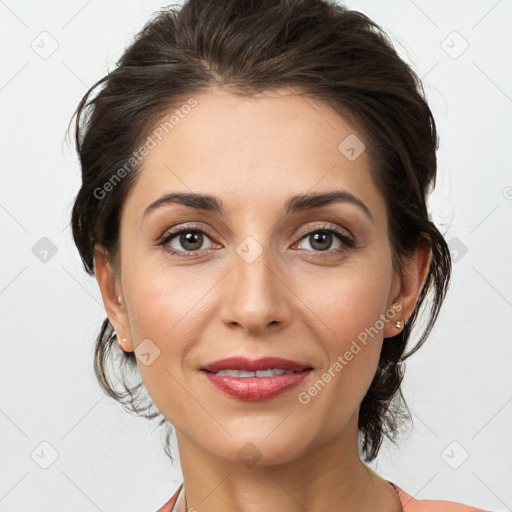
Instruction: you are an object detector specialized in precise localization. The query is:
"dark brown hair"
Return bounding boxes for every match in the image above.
[68,0,451,463]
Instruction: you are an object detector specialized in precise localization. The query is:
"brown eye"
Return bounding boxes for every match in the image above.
[159,226,215,254]
[178,231,204,251]
[307,231,335,251]
[295,225,353,254]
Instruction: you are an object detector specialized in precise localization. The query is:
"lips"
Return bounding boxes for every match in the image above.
[200,357,313,401]
[200,356,313,373]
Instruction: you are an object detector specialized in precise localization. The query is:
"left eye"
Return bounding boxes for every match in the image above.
[295,228,351,252]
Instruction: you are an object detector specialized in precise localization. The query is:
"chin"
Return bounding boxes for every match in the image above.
[206,432,311,467]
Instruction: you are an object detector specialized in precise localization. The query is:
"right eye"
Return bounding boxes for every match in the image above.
[158,225,218,256]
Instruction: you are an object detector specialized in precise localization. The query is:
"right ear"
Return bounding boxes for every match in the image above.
[93,244,134,352]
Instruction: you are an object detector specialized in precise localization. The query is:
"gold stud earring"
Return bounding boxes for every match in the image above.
[394,320,402,329]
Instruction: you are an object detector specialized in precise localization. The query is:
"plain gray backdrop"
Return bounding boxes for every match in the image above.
[1,0,511,510]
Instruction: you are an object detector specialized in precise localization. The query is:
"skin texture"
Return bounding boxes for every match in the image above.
[94,87,431,512]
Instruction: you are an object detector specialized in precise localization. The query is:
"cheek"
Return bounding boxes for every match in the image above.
[121,264,214,416]
[295,263,391,405]
[125,262,207,342]
[298,260,392,347]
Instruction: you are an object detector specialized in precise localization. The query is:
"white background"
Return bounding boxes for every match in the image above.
[0,0,511,510]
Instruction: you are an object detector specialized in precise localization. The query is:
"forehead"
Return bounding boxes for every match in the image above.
[123,87,386,226]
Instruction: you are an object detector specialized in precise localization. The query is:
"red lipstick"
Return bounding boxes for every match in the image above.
[200,356,313,401]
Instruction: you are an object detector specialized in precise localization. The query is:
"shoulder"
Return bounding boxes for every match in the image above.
[156,483,182,512]
[389,481,489,512]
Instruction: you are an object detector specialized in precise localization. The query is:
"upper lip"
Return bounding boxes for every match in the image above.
[200,357,313,373]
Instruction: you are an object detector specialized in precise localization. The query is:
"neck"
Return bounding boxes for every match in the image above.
[174,413,402,512]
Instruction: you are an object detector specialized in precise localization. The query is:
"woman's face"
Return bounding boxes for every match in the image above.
[96,87,423,465]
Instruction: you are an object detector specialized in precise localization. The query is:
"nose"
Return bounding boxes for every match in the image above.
[219,242,292,335]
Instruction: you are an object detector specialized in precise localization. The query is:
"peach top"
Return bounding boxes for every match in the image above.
[156,480,488,511]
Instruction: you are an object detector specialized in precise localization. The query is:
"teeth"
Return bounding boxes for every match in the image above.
[213,368,295,377]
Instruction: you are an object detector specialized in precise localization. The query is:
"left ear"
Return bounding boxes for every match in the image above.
[384,234,432,338]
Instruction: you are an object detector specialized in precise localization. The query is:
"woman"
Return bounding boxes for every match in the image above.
[68,0,489,510]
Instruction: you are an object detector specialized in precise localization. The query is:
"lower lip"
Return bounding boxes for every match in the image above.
[201,370,312,401]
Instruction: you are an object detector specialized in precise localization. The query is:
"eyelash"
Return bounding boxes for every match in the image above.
[156,223,355,258]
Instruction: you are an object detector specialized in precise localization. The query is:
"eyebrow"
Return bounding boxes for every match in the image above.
[142,190,374,223]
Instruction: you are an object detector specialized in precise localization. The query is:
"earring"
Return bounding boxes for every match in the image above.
[394,320,402,329]
[118,335,129,353]
[116,332,127,344]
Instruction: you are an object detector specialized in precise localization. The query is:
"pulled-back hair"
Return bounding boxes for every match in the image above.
[69,0,451,463]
